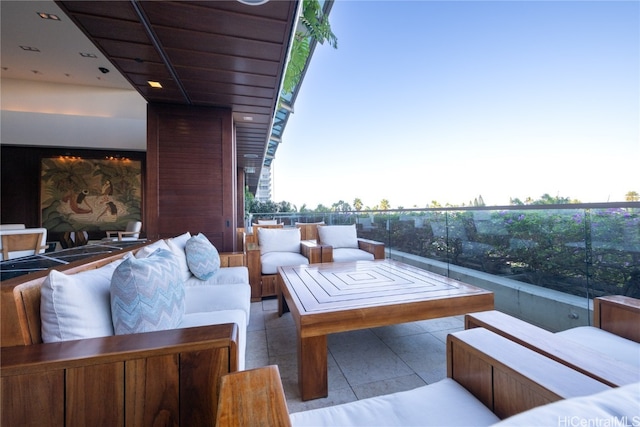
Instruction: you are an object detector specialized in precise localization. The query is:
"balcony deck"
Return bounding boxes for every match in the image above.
[247,299,463,413]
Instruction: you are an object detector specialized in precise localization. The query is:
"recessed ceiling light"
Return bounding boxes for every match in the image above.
[37,12,60,20]
[80,52,97,58]
[148,81,162,88]
[242,116,254,121]
[243,154,259,158]
[20,46,40,52]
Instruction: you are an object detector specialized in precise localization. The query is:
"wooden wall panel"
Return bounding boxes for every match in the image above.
[147,104,237,251]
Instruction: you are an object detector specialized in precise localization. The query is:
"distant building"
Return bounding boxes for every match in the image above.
[255,167,272,202]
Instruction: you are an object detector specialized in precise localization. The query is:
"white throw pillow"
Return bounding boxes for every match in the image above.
[165,232,192,282]
[258,227,301,254]
[318,224,359,248]
[41,258,124,342]
[257,219,278,225]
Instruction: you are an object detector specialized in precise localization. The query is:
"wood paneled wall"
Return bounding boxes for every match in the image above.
[146,104,238,252]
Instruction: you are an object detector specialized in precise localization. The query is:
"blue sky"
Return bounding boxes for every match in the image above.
[272,0,639,209]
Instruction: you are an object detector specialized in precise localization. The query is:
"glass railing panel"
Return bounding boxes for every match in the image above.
[248,204,639,301]
[586,207,640,298]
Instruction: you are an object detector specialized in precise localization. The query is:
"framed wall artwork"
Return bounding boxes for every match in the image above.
[40,156,142,233]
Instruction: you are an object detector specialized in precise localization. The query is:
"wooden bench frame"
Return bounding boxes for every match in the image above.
[1,240,247,426]
[215,328,610,426]
[464,295,640,387]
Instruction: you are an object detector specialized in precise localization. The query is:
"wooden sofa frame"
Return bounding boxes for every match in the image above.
[215,327,610,426]
[1,241,247,426]
[465,295,640,387]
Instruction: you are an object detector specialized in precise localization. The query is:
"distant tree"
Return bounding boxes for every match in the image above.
[314,203,329,212]
[510,194,575,205]
[353,198,363,211]
[429,200,441,208]
[331,200,352,212]
[379,199,390,210]
[299,203,309,212]
[626,191,640,201]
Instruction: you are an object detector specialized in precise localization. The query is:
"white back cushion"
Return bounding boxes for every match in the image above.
[318,224,359,249]
[258,228,301,254]
[41,258,124,342]
[165,232,192,282]
[135,239,171,259]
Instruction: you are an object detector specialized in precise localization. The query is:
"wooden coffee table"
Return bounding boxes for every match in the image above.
[277,259,494,400]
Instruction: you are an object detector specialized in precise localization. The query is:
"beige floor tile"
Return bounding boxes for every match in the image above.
[247,301,457,411]
[352,374,427,400]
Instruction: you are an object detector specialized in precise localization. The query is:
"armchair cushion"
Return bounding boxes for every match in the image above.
[318,224,359,249]
[258,228,301,254]
[261,252,309,275]
[332,248,375,263]
[41,258,124,342]
[289,378,499,426]
[110,249,185,335]
[185,233,220,280]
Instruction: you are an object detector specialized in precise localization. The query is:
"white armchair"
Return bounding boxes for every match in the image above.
[0,227,48,260]
[103,220,142,241]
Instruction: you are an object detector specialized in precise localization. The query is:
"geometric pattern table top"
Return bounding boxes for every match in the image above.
[279,259,493,314]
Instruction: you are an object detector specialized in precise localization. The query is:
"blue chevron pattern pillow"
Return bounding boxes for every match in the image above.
[185,233,220,280]
[110,249,185,335]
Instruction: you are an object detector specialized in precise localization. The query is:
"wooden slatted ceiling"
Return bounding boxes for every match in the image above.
[56,0,299,190]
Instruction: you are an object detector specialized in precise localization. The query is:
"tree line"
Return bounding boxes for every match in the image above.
[246,189,640,215]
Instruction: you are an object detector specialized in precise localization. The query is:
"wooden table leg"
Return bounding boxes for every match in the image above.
[298,334,328,401]
[276,274,289,317]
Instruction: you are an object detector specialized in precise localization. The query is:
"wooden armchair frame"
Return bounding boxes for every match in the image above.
[465,295,640,387]
[1,230,47,260]
[245,225,325,301]
[215,328,610,426]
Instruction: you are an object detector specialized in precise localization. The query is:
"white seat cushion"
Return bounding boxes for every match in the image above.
[184,283,251,323]
[492,382,640,426]
[555,326,640,369]
[261,252,309,274]
[179,309,248,371]
[290,378,500,426]
[332,248,375,263]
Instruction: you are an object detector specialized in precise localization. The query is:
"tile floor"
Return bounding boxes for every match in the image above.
[245,298,465,414]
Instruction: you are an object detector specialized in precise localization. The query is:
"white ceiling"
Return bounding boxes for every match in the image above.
[1,1,147,151]
[1,0,132,89]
